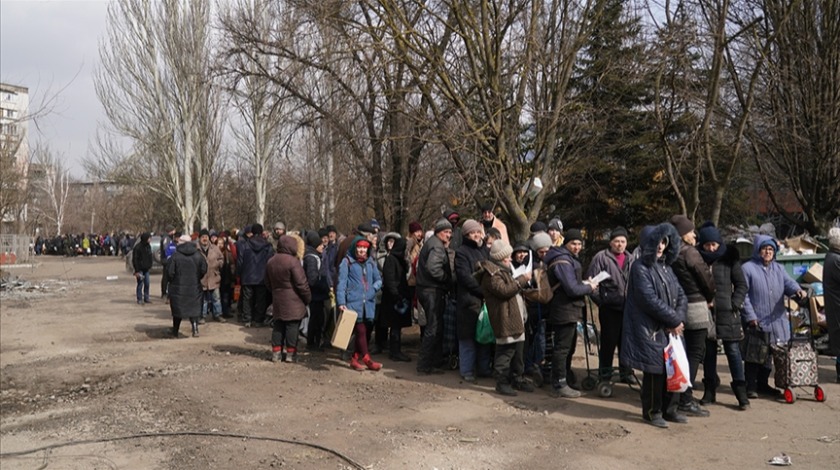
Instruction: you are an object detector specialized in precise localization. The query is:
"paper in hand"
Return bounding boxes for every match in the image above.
[590,271,611,284]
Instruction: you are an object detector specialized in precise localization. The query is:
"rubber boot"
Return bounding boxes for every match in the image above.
[271,346,283,363]
[285,347,297,363]
[362,353,382,371]
[349,353,365,371]
[700,378,718,405]
[731,381,750,410]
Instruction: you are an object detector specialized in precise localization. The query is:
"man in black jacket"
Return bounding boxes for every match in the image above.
[133,232,154,305]
[416,218,454,374]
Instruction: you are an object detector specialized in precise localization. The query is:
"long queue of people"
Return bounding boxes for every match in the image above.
[128,207,840,430]
[33,232,133,257]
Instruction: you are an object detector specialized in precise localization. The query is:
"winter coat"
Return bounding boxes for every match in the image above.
[585,248,634,312]
[265,236,312,321]
[166,243,207,319]
[824,250,840,356]
[303,246,330,302]
[219,247,235,289]
[672,244,716,304]
[198,242,224,291]
[454,237,490,340]
[337,237,383,322]
[741,235,802,344]
[476,260,528,340]
[405,236,423,286]
[132,239,154,272]
[381,238,412,329]
[237,235,274,286]
[707,244,748,341]
[416,234,452,290]
[620,223,687,374]
[543,245,594,325]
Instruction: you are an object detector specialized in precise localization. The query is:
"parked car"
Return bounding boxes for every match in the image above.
[125,235,165,273]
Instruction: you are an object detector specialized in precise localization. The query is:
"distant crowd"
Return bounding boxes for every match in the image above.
[33,232,135,257]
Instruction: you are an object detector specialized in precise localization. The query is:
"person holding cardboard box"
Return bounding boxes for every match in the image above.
[337,237,383,371]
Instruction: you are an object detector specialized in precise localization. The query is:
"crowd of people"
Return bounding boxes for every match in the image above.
[33,232,134,257]
[126,206,840,429]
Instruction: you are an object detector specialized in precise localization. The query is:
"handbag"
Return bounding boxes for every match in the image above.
[475,304,495,344]
[740,326,770,364]
[664,334,690,392]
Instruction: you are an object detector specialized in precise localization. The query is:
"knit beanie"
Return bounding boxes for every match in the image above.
[306,231,322,248]
[531,232,552,250]
[829,227,840,251]
[274,221,286,231]
[530,221,548,234]
[199,228,210,237]
[490,239,513,261]
[251,223,264,235]
[564,229,583,245]
[610,226,628,241]
[697,225,723,247]
[548,218,564,232]
[408,221,423,233]
[669,215,695,237]
[461,219,483,236]
[434,218,453,234]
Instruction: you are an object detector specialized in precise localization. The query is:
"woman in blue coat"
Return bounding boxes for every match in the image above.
[337,237,383,371]
[741,235,806,397]
[621,223,687,428]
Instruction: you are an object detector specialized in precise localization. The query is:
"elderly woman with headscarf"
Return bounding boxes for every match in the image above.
[266,235,312,363]
[741,235,807,397]
[167,234,208,338]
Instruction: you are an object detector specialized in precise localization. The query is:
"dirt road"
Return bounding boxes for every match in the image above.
[1,257,838,469]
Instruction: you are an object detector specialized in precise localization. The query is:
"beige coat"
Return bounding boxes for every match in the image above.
[198,242,224,291]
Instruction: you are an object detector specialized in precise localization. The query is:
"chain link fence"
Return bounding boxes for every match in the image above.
[0,234,32,265]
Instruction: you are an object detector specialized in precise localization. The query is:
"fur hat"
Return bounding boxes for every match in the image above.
[490,239,513,261]
[461,219,483,235]
[408,221,423,233]
[531,232,553,250]
[669,215,695,237]
[610,226,628,241]
[564,229,583,245]
[829,227,840,251]
[434,218,453,234]
[548,218,563,232]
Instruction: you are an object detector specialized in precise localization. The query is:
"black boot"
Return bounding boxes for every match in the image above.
[731,380,750,410]
[191,320,199,338]
[757,367,780,396]
[389,331,411,362]
[744,362,759,398]
[700,378,718,405]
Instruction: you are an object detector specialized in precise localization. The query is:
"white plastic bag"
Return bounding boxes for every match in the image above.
[664,334,690,392]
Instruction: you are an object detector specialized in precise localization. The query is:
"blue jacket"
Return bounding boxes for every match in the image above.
[741,235,801,344]
[543,245,594,325]
[621,223,687,374]
[337,237,382,322]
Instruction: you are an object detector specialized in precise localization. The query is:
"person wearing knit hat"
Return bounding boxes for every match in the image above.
[670,214,715,417]
[530,232,552,253]
[824,227,840,383]
[273,222,286,241]
[251,223,265,236]
[408,221,423,234]
[198,226,225,324]
[530,221,548,234]
[445,211,463,251]
[586,225,636,386]
[415,215,456,374]
[542,226,598,398]
[455,215,493,382]
[548,218,564,246]
[357,222,376,236]
[669,215,695,238]
[474,238,534,396]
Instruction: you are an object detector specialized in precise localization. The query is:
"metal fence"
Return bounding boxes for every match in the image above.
[0,234,31,265]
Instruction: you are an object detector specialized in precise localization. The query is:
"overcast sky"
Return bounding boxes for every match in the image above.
[1,0,109,178]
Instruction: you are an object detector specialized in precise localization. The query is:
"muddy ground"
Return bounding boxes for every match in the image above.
[1,256,838,469]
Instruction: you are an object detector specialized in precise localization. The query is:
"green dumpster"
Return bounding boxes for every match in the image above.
[776,254,825,282]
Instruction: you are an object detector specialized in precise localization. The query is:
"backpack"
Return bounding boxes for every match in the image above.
[522,259,569,304]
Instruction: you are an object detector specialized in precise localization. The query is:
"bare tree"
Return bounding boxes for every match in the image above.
[29,146,72,236]
[92,0,222,233]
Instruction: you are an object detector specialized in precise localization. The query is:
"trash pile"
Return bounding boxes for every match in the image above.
[0,274,71,301]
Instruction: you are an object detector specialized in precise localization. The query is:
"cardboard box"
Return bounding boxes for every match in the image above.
[784,235,819,254]
[802,262,823,283]
[331,308,358,350]
[808,297,821,334]
[813,295,824,309]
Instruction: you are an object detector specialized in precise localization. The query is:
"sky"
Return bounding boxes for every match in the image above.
[1,0,110,178]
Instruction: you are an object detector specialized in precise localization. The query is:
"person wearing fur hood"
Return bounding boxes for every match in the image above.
[475,240,534,396]
[621,223,688,428]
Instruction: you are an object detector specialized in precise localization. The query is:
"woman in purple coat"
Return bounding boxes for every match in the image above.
[741,235,806,397]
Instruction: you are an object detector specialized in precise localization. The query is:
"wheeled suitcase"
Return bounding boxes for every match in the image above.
[331,309,358,350]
